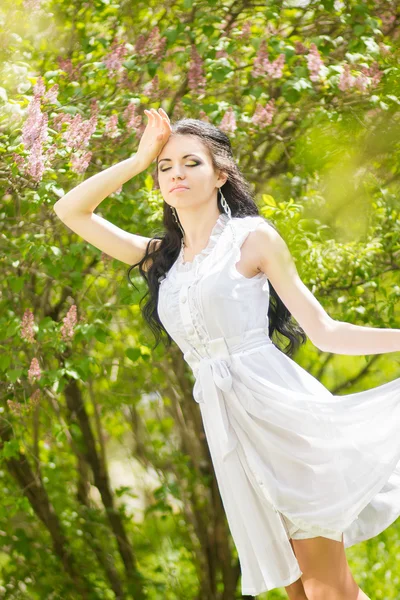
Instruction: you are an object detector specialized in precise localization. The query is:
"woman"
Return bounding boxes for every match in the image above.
[54,107,400,599]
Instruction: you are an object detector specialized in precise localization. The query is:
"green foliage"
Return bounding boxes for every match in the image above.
[1,0,400,597]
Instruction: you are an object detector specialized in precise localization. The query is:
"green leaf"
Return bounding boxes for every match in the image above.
[1,439,20,459]
[93,328,109,343]
[5,321,20,338]
[9,277,25,293]
[262,194,276,207]
[147,63,158,78]
[0,354,11,371]
[125,348,141,362]
[202,25,214,37]
[7,369,24,383]
[49,246,62,257]
[144,174,154,191]
[64,368,81,380]
[210,66,232,83]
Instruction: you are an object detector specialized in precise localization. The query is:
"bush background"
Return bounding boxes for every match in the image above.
[1,0,400,597]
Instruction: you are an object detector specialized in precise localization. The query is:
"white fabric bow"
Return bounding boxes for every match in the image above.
[185,337,238,461]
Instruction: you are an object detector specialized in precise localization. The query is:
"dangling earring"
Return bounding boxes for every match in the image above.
[219,188,232,219]
[171,206,185,249]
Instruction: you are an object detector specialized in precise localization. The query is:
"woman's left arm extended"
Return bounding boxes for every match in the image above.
[255,223,400,356]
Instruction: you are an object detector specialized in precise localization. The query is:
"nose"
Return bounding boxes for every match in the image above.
[171,174,186,187]
[172,169,185,180]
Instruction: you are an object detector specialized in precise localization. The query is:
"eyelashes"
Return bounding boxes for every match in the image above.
[160,163,199,172]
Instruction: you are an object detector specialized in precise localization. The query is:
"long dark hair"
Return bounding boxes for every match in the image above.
[127,118,306,357]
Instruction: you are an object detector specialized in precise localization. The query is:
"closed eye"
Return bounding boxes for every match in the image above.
[160,162,199,172]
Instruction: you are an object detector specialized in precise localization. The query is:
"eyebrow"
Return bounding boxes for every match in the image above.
[158,153,202,164]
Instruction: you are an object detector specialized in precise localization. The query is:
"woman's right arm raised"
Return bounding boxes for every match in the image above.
[53,108,172,268]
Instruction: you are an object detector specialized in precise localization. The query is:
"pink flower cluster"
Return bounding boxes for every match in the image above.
[104,114,120,140]
[60,305,78,342]
[57,56,81,81]
[21,308,35,343]
[56,106,99,174]
[240,21,252,40]
[143,74,162,98]
[16,305,81,413]
[134,26,167,63]
[294,41,308,55]
[378,11,396,33]
[7,389,40,416]
[62,112,97,152]
[219,107,237,134]
[218,98,276,136]
[188,45,207,96]
[122,103,142,133]
[7,400,26,416]
[30,389,41,406]
[23,0,42,10]
[251,99,276,128]
[306,43,325,82]
[16,74,98,181]
[198,110,210,123]
[252,41,285,79]
[28,357,41,383]
[17,76,58,182]
[104,37,128,75]
[18,39,155,180]
[338,62,383,92]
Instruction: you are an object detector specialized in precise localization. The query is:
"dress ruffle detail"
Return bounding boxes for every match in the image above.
[171,213,232,344]
[175,212,231,272]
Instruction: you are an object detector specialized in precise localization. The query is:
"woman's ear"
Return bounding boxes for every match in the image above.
[218,171,228,186]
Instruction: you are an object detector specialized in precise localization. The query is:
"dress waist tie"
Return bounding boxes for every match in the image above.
[183,326,273,462]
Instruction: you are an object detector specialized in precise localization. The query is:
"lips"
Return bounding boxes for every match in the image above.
[170,186,189,192]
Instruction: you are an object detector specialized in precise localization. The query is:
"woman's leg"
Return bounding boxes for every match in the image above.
[290,535,371,600]
[285,578,309,600]
[284,539,309,600]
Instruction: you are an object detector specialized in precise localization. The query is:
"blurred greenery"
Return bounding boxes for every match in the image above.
[1,0,400,598]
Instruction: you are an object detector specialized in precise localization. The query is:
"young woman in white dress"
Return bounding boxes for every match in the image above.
[53,107,400,599]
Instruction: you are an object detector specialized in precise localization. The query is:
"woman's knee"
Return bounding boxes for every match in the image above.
[284,577,308,600]
[291,535,359,600]
[303,578,360,600]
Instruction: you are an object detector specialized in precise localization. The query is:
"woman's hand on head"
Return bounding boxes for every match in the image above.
[136,107,172,169]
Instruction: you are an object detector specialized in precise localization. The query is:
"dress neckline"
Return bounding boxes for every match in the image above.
[176,212,231,272]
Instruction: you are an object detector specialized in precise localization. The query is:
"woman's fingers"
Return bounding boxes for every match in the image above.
[158,107,170,122]
[148,108,160,127]
[154,108,171,132]
[152,108,163,124]
[144,107,171,129]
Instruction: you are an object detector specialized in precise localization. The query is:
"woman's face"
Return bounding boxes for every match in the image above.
[157,134,226,209]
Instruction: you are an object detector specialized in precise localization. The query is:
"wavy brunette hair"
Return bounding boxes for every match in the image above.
[127,118,306,357]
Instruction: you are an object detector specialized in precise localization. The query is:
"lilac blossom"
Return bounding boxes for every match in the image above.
[252,41,285,79]
[251,99,276,128]
[306,43,325,82]
[21,309,35,343]
[60,305,78,341]
[104,38,128,76]
[219,107,237,134]
[188,45,207,96]
[28,357,42,384]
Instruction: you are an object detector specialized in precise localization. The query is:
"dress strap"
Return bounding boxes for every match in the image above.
[230,215,266,249]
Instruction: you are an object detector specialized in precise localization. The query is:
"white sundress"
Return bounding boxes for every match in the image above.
[156,211,400,597]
